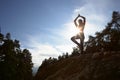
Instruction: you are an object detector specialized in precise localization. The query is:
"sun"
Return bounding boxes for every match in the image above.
[69,25,79,37]
[62,22,80,39]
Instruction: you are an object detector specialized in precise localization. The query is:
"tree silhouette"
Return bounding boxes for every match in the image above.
[0,33,4,43]
[71,47,80,56]
[84,11,120,53]
[0,33,33,80]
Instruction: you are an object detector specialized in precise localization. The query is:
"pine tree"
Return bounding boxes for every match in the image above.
[84,11,120,53]
[0,33,33,80]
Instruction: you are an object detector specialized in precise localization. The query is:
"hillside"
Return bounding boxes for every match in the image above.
[34,51,120,80]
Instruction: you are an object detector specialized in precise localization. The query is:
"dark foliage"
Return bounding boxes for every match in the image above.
[84,11,120,53]
[0,33,33,80]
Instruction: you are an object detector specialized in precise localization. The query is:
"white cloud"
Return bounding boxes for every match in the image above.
[24,34,74,73]
[56,44,73,54]
[25,35,60,59]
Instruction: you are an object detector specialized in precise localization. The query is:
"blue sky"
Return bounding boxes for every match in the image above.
[0,0,120,73]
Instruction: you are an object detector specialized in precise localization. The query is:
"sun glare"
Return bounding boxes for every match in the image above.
[62,22,80,39]
[63,22,94,42]
[69,26,79,37]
